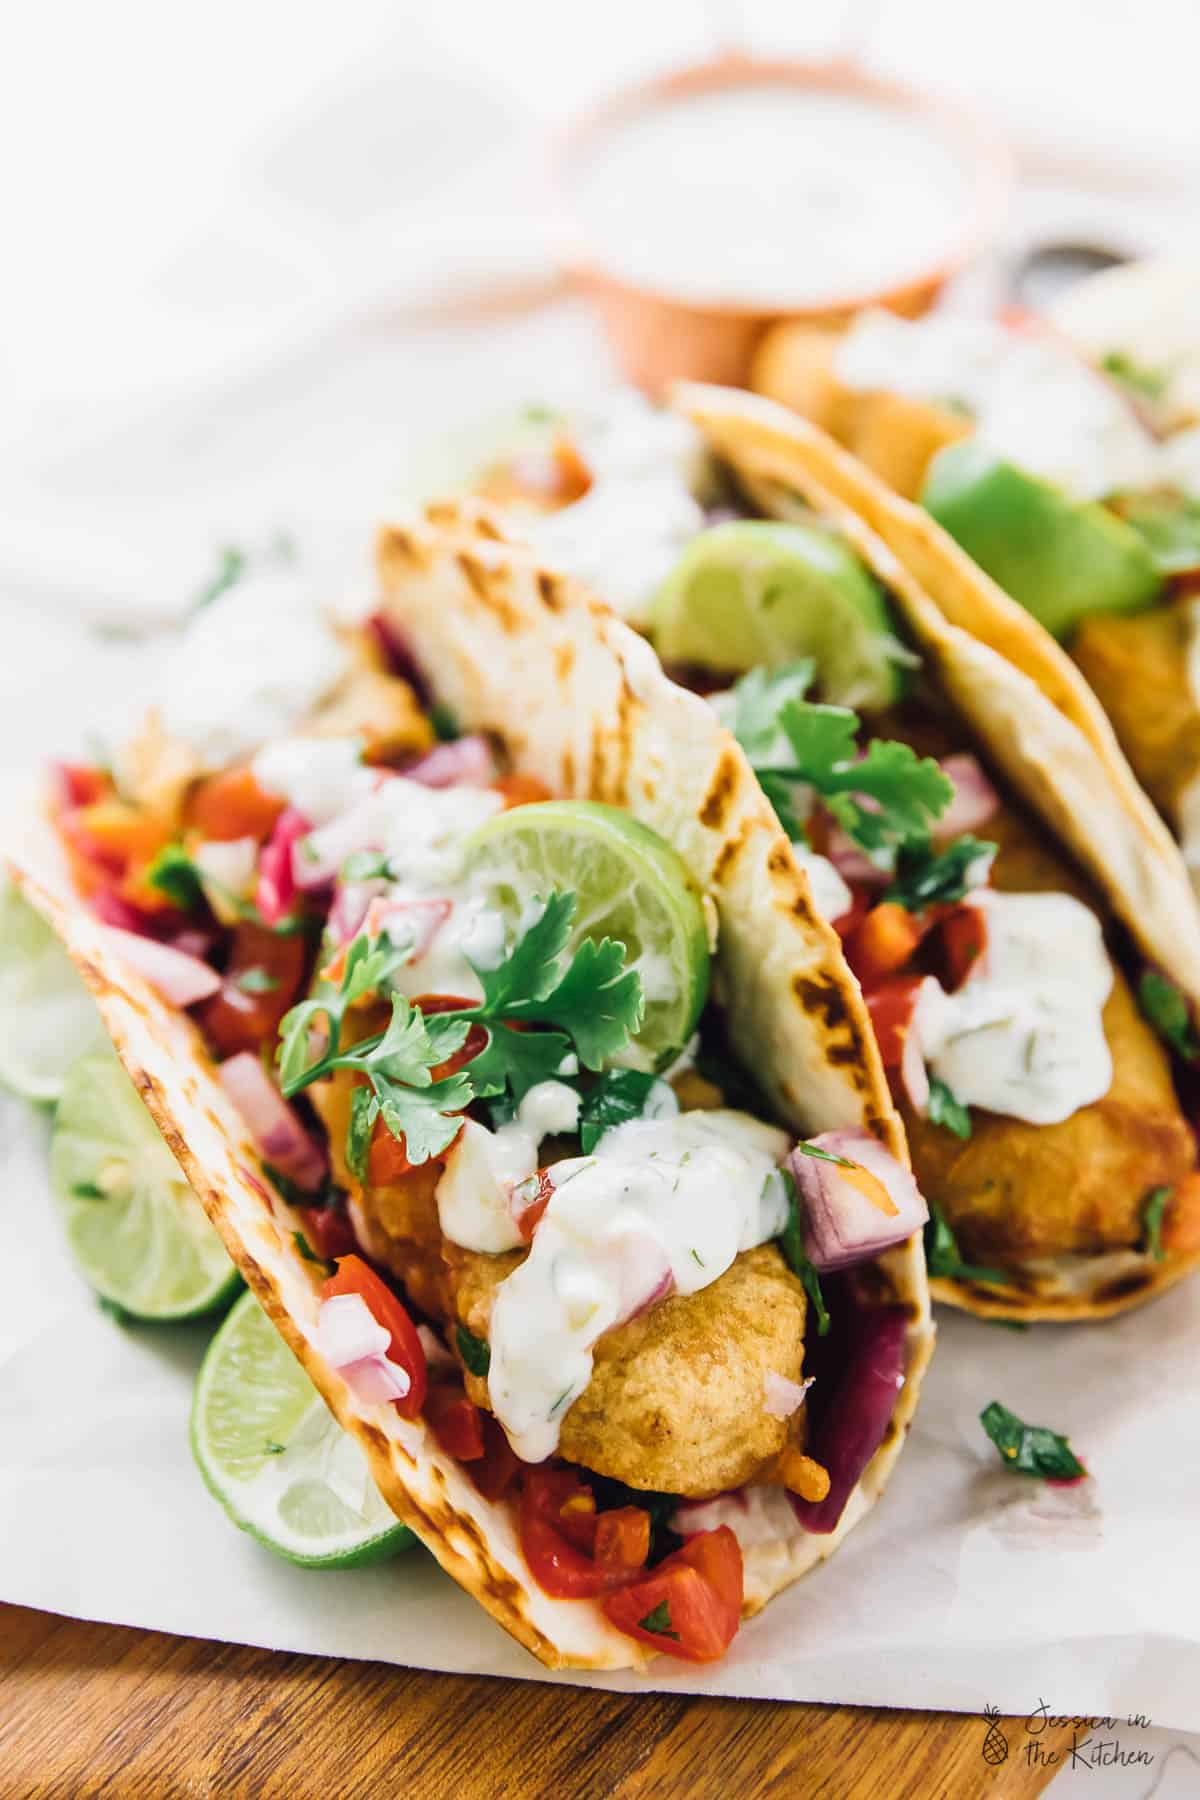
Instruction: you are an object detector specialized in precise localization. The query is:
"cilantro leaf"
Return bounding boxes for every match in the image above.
[777,702,953,854]
[1138,970,1200,1060]
[979,1401,1085,1481]
[886,836,994,911]
[776,1170,830,1335]
[341,850,392,883]
[192,544,247,613]
[1100,349,1168,402]
[374,1072,473,1165]
[456,1325,491,1377]
[263,1163,343,1213]
[927,1077,972,1140]
[145,843,207,911]
[638,1600,679,1640]
[516,935,643,1070]
[924,1204,1006,1285]
[292,1230,334,1274]
[473,892,575,1014]
[1141,1186,1170,1261]
[724,661,815,764]
[579,1070,659,1153]
[466,1026,573,1107]
[429,701,460,743]
[346,1087,378,1183]
[754,769,809,842]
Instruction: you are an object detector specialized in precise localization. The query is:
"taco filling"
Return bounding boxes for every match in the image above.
[474,394,1200,1311]
[44,579,927,1662]
[749,304,1200,890]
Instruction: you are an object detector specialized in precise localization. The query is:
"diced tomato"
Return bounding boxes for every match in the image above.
[468,1413,522,1502]
[185,765,287,842]
[935,903,988,990]
[425,1383,486,1461]
[479,438,592,512]
[299,1205,358,1263]
[556,1489,598,1554]
[519,1467,640,1599]
[602,1527,744,1662]
[194,923,309,1059]
[831,883,871,942]
[1163,1173,1200,1254]
[594,1507,651,1574]
[512,1168,556,1241]
[844,901,925,986]
[52,762,112,808]
[321,1255,427,1420]
[491,772,554,810]
[863,977,925,1071]
[78,800,171,868]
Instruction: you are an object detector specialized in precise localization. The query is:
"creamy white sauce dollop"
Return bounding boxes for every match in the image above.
[160,575,350,767]
[486,1109,792,1462]
[435,1080,583,1254]
[522,391,708,625]
[835,311,1161,501]
[913,889,1113,1126]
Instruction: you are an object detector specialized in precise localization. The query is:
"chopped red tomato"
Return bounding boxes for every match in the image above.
[52,763,112,808]
[594,1507,651,1574]
[519,1467,640,1599]
[321,1255,427,1420]
[844,901,925,986]
[831,883,871,942]
[863,977,925,1071]
[194,923,309,1058]
[935,903,988,989]
[425,1383,486,1461]
[185,765,286,842]
[512,1168,555,1241]
[468,1413,522,1502]
[299,1205,358,1263]
[492,772,554,810]
[602,1527,744,1662]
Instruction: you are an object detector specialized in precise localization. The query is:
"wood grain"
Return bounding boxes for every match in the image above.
[1,1604,1076,1799]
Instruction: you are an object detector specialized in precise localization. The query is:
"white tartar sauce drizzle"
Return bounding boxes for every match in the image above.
[486,1109,792,1463]
[522,391,709,626]
[834,311,1162,501]
[913,889,1113,1126]
[435,1080,584,1254]
[160,575,350,766]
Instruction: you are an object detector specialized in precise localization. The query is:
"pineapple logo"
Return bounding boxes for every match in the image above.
[981,1706,1009,1765]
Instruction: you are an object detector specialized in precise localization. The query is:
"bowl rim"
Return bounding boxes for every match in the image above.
[550,50,1015,321]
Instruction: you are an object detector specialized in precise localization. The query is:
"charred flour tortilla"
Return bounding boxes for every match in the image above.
[9,505,932,1668]
[671,383,1200,1320]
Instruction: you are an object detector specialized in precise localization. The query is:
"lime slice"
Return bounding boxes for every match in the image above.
[0,879,109,1101]
[50,1046,240,1321]
[191,1288,414,1569]
[463,800,710,1066]
[650,520,906,708]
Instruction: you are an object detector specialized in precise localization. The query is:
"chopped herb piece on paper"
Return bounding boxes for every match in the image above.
[980,1401,1085,1481]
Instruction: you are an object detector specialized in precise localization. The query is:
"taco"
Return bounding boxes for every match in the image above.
[471,384,1200,1321]
[749,292,1200,892]
[8,533,931,1670]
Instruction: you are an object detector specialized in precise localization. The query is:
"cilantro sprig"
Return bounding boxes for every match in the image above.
[980,1401,1085,1481]
[885,837,994,912]
[277,893,643,1169]
[578,1070,660,1153]
[1138,970,1199,1061]
[1141,1186,1170,1262]
[926,1078,971,1141]
[924,1204,1004,1285]
[777,1169,830,1335]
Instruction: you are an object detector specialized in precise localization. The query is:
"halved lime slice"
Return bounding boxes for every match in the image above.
[650,520,906,708]
[49,1047,239,1321]
[463,800,710,1067]
[191,1288,414,1569]
[0,879,109,1101]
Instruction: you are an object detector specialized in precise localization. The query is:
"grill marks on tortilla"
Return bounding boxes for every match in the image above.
[699,747,741,830]
[456,551,519,633]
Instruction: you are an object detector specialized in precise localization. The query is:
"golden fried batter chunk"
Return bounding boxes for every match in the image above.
[1071,598,1200,827]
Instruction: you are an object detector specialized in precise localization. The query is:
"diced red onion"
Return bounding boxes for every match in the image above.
[256,807,311,924]
[825,823,890,887]
[90,889,159,935]
[161,925,220,962]
[103,927,222,1005]
[404,735,495,790]
[791,1305,907,1534]
[364,611,427,693]
[363,895,451,961]
[788,1131,928,1273]
[327,878,387,947]
[763,1370,812,1420]
[933,755,999,845]
[317,1293,412,1404]
[219,1052,328,1192]
[290,784,391,892]
[417,1324,456,1369]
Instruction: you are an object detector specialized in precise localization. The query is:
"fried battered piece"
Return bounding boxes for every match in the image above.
[1071,597,1200,828]
[897,767,1196,1261]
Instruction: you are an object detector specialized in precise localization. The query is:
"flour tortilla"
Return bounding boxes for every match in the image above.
[8,503,932,1664]
[673,382,1200,1320]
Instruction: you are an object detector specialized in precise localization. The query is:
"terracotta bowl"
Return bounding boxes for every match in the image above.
[554,53,1013,394]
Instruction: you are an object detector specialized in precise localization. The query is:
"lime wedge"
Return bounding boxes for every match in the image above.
[463,800,710,1067]
[50,1047,240,1321]
[650,520,906,708]
[191,1288,414,1569]
[0,879,109,1101]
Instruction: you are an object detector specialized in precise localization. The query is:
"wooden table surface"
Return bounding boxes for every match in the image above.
[3,1603,1079,1799]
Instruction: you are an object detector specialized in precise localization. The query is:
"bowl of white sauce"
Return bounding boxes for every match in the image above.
[556,54,1013,391]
